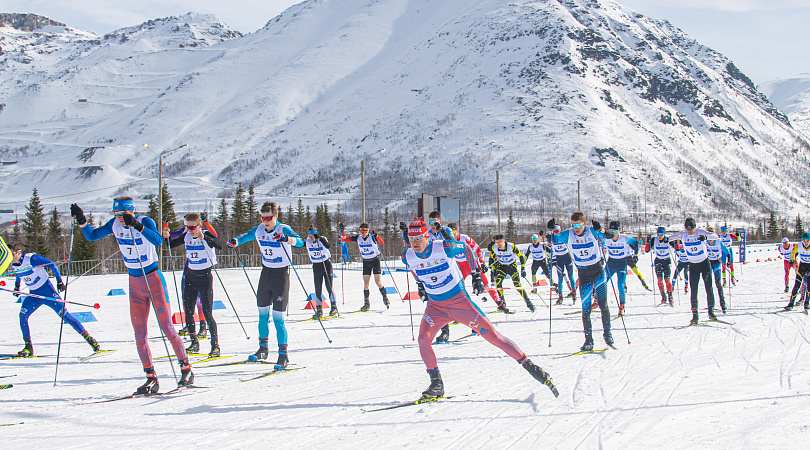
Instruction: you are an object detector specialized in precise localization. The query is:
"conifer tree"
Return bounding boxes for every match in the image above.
[231,183,248,235]
[72,214,97,262]
[214,198,230,240]
[767,212,779,241]
[23,188,49,257]
[506,210,517,242]
[46,207,65,261]
[795,215,804,239]
[247,184,258,225]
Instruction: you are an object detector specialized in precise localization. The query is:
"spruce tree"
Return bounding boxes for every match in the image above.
[796,215,804,239]
[46,207,65,261]
[214,198,230,240]
[23,188,49,257]
[767,212,779,241]
[231,183,248,235]
[247,184,258,225]
[295,198,305,233]
[160,183,179,229]
[72,214,97,262]
[334,202,344,230]
[322,203,333,240]
[305,205,313,231]
[12,216,21,245]
[286,204,295,227]
[147,195,159,222]
[506,210,517,242]
[383,207,391,247]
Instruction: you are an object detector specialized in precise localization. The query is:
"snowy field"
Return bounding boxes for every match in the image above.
[1,244,808,448]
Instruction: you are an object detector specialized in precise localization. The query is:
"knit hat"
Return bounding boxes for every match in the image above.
[408,219,429,238]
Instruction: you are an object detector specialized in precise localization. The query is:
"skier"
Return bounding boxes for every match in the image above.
[305,226,338,319]
[718,226,738,287]
[667,218,720,324]
[340,223,389,312]
[705,227,730,313]
[672,241,690,294]
[9,242,102,357]
[427,211,454,242]
[549,213,614,351]
[168,212,218,338]
[403,219,558,399]
[784,232,810,311]
[526,232,554,294]
[488,235,535,312]
[163,213,222,357]
[72,198,193,393]
[550,225,577,305]
[446,223,500,304]
[604,221,638,316]
[644,227,675,306]
[778,237,797,293]
[227,201,303,367]
[0,235,10,275]
[625,254,651,291]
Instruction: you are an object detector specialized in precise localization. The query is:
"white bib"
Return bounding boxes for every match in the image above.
[185,232,216,269]
[405,240,462,296]
[306,238,331,263]
[113,218,159,270]
[568,228,603,267]
[16,253,50,290]
[528,243,547,261]
[256,223,292,268]
[357,234,381,259]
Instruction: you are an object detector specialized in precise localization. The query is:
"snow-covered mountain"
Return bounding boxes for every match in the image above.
[759,74,810,140]
[1,0,809,225]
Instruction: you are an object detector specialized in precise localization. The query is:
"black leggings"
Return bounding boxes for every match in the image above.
[183,268,217,338]
[258,266,290,312]
[313,260,335,306]
[688,259,714,314]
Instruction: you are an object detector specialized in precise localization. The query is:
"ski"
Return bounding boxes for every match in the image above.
[0,422,23,427]
[362,395,454,412]
[489,309,516,315]
[552,348,608,359]
[154,352,209,360]
[194,359,279,369]
[190,355,236,366]
[238,366,304,382]
[293,315,344,323]
[0,375,16,379]
[0,354,49,359]
[79,349,118,362]
[673,323,707,330]
[0,384,13,390]
[76,385,209,405]
[705,318,735,326]
[563,310,582,315]
[348,309,383,314]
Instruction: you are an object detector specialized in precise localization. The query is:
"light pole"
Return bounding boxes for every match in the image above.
[360,148,386,224]
[143,143,188,268]
[576,173,594,212]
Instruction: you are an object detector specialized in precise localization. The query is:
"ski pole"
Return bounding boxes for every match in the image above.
[2,260,66,277]
[129,225,178,383]
[605,268,631,345]
[0,286,99,308]
[650,251,656,306]
[201,242,249,339]
[405,267,415,341]
[378,239,403,301]
[53,220,76,387]
[235,252,259,300]
[548,274,553,347]
[522,276,548,307]
[278,240,332,343]
[162,222,184,322]
[66,251,120,286]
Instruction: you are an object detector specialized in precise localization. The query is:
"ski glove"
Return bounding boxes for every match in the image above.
[122,213,144,232]
[398,221,408,233]
[13,283,20,297]
[697,235,706,241]
[337,222,345,232]
[480,263,488,273]
[416,281,428,302]
[227,238,238,248]
[547,219,556,230]
[273,232,287,242]
[591,220,601,231]
[57,280,66,292]
[70,204,87,226]
[472,272,485,295]
[200,212,208,222]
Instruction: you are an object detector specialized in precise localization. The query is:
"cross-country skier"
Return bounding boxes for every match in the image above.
[625,254,651,291]
[644,227,675,306]
[9,242,102,357]
[549,213,614,351]
[227,201,303,367]
[672,240,690,294]
[784,232,810,311]
[718,226,738,287]
[445,223,501,304]
[168,212,218,338]
[526,232,554,294]
[488,235,535,312]
[72,198,193,393]
[705,227,729,314]
[403,219,558,400]
[604,221,638,316]
[0,235,10,275]
[305,226,338,319]
[163,213,222,357]
[550,225,577,305]
[779,237,797,293]
[667,218,720,324]
[340,222,389,312]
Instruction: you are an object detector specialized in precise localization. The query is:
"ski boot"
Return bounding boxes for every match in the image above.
[274,349,289,370]
[690,314,700,326]
[380,288,390,309]
[186,334,200,354]
[312,305,323,320]
[570,292,577,305]
[83,333,101,352]
[178,365,194,387]
[16,340,33,357]
[531,287,538,294]
[617,304,625,317]
[435,325,450,343]
[497,301,512,314]
[731,276,736,286]
[329,303,339,317]
[708,309,718,322]
[421,370,444,399]
[722,277,727,288]
[178,325,189,337]
[668,292,674,306]
[208,337,220,358]
[719,300,727,315]
[525,299,536,313]
[135,370,159,395]
[604,330,614,348]
[641,279,651,291]
[659,293,668,306]
[580,335,594,352]
[197,321,208,339]
[784,303,794,312]
[252,342,269,360]
[359,299,371,312]
[522,359,559,397]
[555,296,563,306]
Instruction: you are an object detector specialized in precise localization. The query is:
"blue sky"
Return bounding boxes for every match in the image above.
[1,0,807,84]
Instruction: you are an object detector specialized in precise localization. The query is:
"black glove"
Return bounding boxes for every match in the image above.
[521,269,527,278]
[273,232,287,242]
[432,221,442,231]
[227,238,238,248]
[57,280,66,292]
[547,218,556,230]
[416,281,428,302]
[480,263,488,273]
[538,230,544,236]
[13,284,20,297]
[472,272,484,295]
[70,204,86,226]
[122,213,144,232]
[631,255,638,265]
[337,222,345,232]
[697,235,706,241]
[399,221,408,232]
[591,220,601,231]
[313,233,320,240]
[200,211,208,222]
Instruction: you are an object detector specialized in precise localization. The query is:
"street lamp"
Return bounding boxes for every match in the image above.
[143,143,188,268]
[577,173,595,212]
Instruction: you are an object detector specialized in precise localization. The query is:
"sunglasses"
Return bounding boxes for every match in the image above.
[685,226,696,230]
[261,215,275,222]
[408,234,426,242]
[572,223,584,229]
[359,228,369,232]
[186,225,198,231]
[113,211,127,216]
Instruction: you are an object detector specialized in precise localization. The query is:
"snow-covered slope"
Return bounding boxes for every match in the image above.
[1,0,809,223]
[1,246,809,446]
[759,74,810,140]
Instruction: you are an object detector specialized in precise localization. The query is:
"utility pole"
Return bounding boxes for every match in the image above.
[496,170,501,233]
[361,160,366,223]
